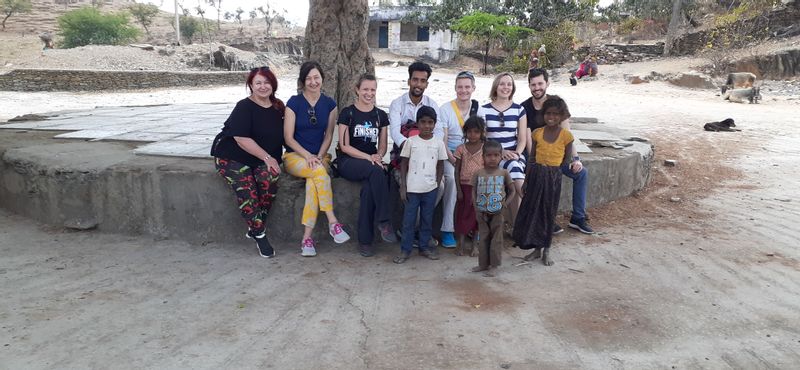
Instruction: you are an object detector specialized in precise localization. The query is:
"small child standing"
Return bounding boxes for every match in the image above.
[513,97,576,266]
[395,106,449,264]
[453,116,486,257]
[471,140,515,277]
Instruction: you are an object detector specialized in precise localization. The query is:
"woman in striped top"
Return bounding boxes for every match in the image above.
[477,72,527,228]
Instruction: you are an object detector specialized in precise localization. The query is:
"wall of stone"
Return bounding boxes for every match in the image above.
[730,49,800,80]
[669,3,800,56]
[0,69,245,92]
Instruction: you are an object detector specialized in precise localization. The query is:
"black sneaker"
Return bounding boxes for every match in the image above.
[359,244,375,257]
[247,230,275,258]
[552,224,564,235]
[568,218,595,234]
[419,248,440,260]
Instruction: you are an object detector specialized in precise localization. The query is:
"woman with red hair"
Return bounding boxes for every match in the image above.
[211,66,285,258]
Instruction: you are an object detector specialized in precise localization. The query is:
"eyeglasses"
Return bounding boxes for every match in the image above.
[456,71,475,80]
[497,111,505,127]
[250,66,270,72]
[308,107,317,125]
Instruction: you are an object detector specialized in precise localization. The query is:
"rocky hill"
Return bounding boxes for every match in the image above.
[4,0,136,34]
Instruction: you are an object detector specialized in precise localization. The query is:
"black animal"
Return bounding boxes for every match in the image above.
[704,118,740,132]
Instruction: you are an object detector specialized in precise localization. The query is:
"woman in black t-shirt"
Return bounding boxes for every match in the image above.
[211,66,285,258]
[336,73,397,257]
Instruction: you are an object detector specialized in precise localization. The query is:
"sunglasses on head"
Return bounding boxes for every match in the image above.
[457,71,474,79]
[250,66,270,72]
[308,107,317,125]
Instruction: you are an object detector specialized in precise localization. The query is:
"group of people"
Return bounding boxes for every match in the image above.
[211,60,595,275]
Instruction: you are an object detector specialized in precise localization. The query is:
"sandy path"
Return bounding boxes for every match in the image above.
[2,62,800,368]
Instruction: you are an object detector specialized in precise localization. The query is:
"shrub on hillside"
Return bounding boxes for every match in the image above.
[537,21,576,67]
[57,7,140,48]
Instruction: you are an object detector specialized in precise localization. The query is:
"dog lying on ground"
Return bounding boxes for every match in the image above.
[720,72,757,94]
[723,86,761,104]
[704,118,740,132]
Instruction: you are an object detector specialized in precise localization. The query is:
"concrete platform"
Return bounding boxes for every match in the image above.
[0,104,653,244]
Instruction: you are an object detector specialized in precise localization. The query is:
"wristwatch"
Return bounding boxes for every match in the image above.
[572,156,580,162]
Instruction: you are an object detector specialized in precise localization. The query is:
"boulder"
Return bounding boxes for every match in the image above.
[668,72,716,89]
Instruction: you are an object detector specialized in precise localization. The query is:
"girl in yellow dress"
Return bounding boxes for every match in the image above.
[513,97,578,266]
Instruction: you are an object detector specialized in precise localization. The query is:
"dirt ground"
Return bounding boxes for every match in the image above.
[2,55,800,368]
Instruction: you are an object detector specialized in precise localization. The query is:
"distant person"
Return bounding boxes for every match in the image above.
[336,73,397,257]
[39,32,54,56]
[394,106,448,264]
[437,70,479,249]
[477,72,527,232]
[211,66,284,258]
[453,116,486,256]
[537,44,547,67]
[573,56,598,81]
[471,139,515,277]
[514,97,575,266]
[521,68,594,234]
[283,61,350,257]
[529,48,539,69]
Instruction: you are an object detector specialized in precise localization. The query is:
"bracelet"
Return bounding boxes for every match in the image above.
[264,154,271,161]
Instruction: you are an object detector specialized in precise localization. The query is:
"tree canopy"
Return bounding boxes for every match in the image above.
[57,7,140,48]
[1,0,32,31]
[128,2,160,36]
[452,11,533,73]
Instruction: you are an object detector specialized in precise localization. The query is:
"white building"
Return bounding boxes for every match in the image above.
[367,0,459,63]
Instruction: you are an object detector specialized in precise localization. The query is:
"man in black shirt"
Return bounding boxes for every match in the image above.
[520,68,594,235]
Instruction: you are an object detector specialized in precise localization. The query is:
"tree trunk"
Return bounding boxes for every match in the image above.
[663,0,684,56]
[483,40,490,75]
[305,0,374,108]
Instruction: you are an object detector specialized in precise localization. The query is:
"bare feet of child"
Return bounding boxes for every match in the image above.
[523,247,542,261]
[542,248,554,266]
[471,266,487,273]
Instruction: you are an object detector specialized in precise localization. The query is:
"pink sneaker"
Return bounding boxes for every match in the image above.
[329,223,350,244]
[301,238,317,257]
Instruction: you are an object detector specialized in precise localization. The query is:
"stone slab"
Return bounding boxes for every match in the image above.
[572,130,623,141]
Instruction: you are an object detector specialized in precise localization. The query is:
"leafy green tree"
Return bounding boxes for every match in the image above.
[1,0,32,31]
[57,7,140,48]
[452,11,533,74]
[180,15,201,44]
[503,0,597,31]
[128,2,159,36]
[409,0,596,32]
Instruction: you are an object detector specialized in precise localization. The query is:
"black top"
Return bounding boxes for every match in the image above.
[336,105,389,156]
[520,94,571,131]
[213,98,284,168]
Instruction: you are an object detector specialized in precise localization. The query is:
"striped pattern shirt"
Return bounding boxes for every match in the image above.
[477,103,526,151]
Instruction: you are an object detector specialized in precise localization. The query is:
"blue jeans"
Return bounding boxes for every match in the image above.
[560,164,588,221]
[401,189,437,254]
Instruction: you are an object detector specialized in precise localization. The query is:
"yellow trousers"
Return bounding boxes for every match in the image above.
[283,152,334,228]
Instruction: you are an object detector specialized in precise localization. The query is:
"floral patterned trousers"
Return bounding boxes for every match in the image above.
[215,157,279,235]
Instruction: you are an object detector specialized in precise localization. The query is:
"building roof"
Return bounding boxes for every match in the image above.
[369,5,432,22]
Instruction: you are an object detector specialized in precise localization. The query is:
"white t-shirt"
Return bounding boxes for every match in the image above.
[438,100,467,152]
[400,135,448,193]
